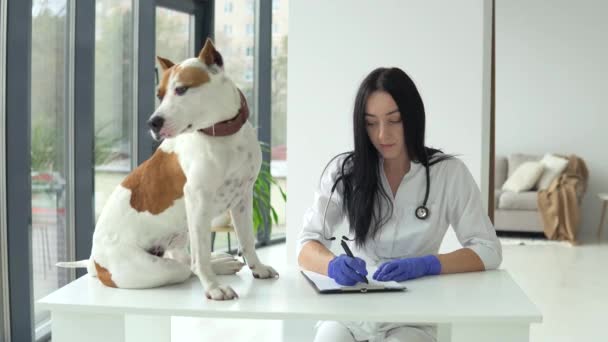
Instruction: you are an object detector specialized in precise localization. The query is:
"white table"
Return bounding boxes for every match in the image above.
[39,268,541,342]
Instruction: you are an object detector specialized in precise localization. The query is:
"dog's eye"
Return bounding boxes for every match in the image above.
[175,86,189,96]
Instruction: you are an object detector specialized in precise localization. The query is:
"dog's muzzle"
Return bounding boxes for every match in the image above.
[147,116,165,134]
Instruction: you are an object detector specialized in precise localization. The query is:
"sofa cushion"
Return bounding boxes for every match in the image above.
[536,154,569,190]
[498,191,538,210]
[502,161,544,192]
[495,156,508,188]
[508,153,541,178]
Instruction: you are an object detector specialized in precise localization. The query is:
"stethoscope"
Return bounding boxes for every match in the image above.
[321,161,431,241]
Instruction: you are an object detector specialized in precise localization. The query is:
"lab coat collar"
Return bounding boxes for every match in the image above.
[378,156,422,182]
[378,156,423,201]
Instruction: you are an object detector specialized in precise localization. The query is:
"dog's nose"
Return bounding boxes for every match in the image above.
[147,116,165,133]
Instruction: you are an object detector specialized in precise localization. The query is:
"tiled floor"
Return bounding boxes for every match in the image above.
[501,242,607,342]
[172,240,608,342]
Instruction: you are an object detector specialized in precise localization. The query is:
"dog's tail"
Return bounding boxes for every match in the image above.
[56,260,89,268]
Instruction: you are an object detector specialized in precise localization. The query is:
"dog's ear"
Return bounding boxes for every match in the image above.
[157,56,175,71]
[198,38,224,68]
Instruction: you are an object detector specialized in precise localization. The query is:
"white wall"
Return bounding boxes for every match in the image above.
[286,0,492,262]
[496,0,608,242]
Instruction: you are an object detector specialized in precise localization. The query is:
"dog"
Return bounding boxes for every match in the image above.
[57,38,278,300]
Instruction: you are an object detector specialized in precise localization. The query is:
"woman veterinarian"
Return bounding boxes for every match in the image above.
[297,67,502,342]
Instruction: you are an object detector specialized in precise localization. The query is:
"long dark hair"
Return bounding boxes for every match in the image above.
[325,67,452,248]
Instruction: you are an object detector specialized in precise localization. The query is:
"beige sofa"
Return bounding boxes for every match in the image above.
[494,154,544,233]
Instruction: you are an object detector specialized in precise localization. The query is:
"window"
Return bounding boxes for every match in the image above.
[156,7,194,66]
[30,0,70,327]
[245,68,253,81]
[94,0,134,222]
[215,0,256,123]
[270,0,288,239]
[4,0,211,338]
[223,23,232,35]
[224,1,233,13]
[246,46,254,57]
[155,7,195,110]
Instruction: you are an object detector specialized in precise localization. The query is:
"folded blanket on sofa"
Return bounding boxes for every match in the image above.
[537,155,589,243]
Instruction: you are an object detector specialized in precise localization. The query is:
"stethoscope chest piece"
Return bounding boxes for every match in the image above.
[415,206,429,220]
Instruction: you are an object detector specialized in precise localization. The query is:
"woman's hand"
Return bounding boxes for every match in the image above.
[373,255,441,282]
[327,255,368,286]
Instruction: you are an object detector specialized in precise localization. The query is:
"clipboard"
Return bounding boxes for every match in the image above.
[301,270,407,294]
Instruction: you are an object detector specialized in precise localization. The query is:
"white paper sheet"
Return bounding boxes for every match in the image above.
[301,270,406,292]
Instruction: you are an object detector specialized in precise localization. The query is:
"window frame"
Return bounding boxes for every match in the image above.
[4,0,35,341]
[0,0,9,340]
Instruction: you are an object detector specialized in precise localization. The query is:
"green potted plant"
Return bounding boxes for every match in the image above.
[252,142,287,240]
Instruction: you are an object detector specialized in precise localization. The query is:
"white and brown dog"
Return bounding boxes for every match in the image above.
[58,39,278,300]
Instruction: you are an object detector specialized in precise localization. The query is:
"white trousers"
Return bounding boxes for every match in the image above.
[313,321,436,342]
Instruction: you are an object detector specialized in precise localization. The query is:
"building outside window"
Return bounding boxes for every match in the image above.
[224,23,232,35]
[224,1,233,13]
[244,67,253,82]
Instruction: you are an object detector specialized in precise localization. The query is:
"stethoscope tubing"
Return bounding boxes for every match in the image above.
[322,163,430,241]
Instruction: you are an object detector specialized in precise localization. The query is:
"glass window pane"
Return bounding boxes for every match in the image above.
[214,0,256,124]
[31,0,69,326]
[94,0,134,222]
[271,0,287,239]
[155,7,194,109]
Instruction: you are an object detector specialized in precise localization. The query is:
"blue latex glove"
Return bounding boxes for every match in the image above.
[373,255,442,282]
[327,254,368,286]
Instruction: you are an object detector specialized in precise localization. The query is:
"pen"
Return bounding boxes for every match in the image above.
[340,239,369,284]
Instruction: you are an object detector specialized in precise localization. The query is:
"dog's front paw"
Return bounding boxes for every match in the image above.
[205,285,238,300]
[211,256,245,275]
[250,264,279,279]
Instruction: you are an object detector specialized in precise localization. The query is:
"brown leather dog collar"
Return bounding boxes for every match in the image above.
[198,89,249,137]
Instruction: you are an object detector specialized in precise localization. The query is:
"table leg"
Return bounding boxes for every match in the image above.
[125,314,171,342]
[283,319,317,342]
[51,312,171,342]
[598,201,607,241]
[438,322,530,342]
[52,311,126,342]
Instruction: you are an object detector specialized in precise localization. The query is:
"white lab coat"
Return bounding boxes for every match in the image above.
[297,155,502,341]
